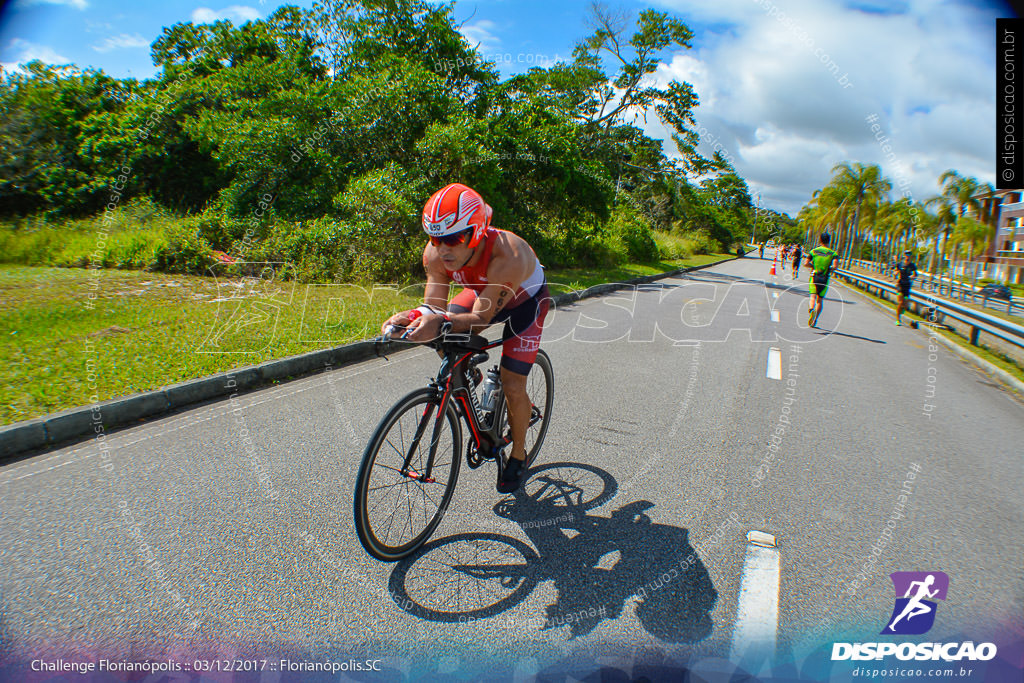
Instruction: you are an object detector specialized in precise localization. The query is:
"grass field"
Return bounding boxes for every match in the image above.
[1,253,731,425]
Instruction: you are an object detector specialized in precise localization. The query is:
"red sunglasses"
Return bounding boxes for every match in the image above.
[429,229,472,247]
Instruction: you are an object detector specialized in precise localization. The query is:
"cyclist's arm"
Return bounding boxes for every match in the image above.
[380,245,450,333]
[448,254,525,332]
[413,253,529,339]
[422,253,451,310]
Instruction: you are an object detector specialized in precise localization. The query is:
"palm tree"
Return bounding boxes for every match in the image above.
[924,194,957,276]
[828,162,892,266]
[802,187,846,246]
[796,203,820,244]
[951,215,990,290]
[928,171,990,281]
[876,200,904,264]
[971,183,999,280]
[938,170,985,218]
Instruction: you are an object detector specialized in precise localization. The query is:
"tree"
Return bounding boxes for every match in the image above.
[0,61,139,216]
[827,162,891,266]
[575,3,713,174]
[927,170,993,279]
[950,214,989,289]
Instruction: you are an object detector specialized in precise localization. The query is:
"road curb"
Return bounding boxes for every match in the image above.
[0,255,739,459]
[833,277,1024,400]
[927,328,1024,398]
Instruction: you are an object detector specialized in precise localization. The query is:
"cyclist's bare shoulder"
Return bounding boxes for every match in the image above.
[488,229,536,283]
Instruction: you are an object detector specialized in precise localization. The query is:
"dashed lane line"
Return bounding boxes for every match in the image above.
[766,348,782,380]
[730,531,780,668]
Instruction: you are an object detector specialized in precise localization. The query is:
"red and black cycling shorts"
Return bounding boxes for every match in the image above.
[448,284,550,376]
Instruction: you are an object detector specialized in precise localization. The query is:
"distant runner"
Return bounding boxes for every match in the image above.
[808,233,838,328]
[792,244,803,279]
[894,250,918,326]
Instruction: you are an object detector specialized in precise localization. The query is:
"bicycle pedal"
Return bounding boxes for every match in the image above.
[466,444,485,469]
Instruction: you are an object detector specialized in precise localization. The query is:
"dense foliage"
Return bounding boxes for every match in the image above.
[0,0,755,281]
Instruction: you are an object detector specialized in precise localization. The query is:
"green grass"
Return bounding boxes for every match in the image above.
[0,265,422,425]
[545,253,730,292]
[1,252,736,425]
[0,198,176,269]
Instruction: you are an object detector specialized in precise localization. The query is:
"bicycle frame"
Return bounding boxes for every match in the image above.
[398,336,507,484]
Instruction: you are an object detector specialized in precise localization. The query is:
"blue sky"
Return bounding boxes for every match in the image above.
[0,0,1018,214]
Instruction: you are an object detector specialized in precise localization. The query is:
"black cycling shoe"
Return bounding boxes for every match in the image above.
[497,456,527,494]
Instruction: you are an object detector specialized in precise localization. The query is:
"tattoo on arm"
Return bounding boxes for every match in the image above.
[493,282,514,314]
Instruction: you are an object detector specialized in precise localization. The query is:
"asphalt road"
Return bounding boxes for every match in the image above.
[1,256,1022,681]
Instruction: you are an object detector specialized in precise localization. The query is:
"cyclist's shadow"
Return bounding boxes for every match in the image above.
[387,462,717,643]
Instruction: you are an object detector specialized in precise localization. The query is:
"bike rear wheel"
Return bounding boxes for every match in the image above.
[354,388,462,561]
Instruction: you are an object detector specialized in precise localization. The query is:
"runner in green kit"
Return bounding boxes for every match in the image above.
[807,233,838,328]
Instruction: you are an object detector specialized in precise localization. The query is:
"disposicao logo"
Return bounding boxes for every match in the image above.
[831,571,998,662]
[882,571,948,635]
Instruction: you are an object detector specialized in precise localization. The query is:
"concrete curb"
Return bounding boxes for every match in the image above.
[0,255,739,459]
[928,329,1024,398]
[833,276,1024,400]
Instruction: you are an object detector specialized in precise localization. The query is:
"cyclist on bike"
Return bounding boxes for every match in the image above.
[808,233,837,327]
[381,183,550,493]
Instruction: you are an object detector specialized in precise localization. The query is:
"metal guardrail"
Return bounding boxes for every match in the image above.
[833,268,1024,351]
[846,259,1023,317]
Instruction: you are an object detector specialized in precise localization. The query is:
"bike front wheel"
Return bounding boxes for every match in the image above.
[354,388,462,561]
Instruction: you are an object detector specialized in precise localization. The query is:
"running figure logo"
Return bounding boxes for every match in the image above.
[881,571,949,635]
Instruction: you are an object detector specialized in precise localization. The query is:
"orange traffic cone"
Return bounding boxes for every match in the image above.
[769,255,776,276]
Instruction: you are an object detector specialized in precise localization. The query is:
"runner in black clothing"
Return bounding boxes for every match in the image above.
[792,245,803,278]
[894,251,918,326]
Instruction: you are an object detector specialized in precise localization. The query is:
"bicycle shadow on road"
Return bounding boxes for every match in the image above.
[387,462,717,644]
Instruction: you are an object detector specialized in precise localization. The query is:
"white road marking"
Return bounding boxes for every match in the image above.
[748,530,777,547]
[730,532,781,666]
[772,292,779,298]
[770,309,780,323]
[766,348,782,380]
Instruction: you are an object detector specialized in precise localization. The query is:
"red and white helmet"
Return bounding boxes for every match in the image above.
[422,183,491,248]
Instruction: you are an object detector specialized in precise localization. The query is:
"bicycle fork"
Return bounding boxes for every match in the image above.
[399,386,450,484]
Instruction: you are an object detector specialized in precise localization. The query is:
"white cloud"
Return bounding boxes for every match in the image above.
[12,0,87,10]
[191,5,262,24]
[92,33,149,53]
[460,19,501,53]
[1,38,70,73]
[643,0,999,215]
